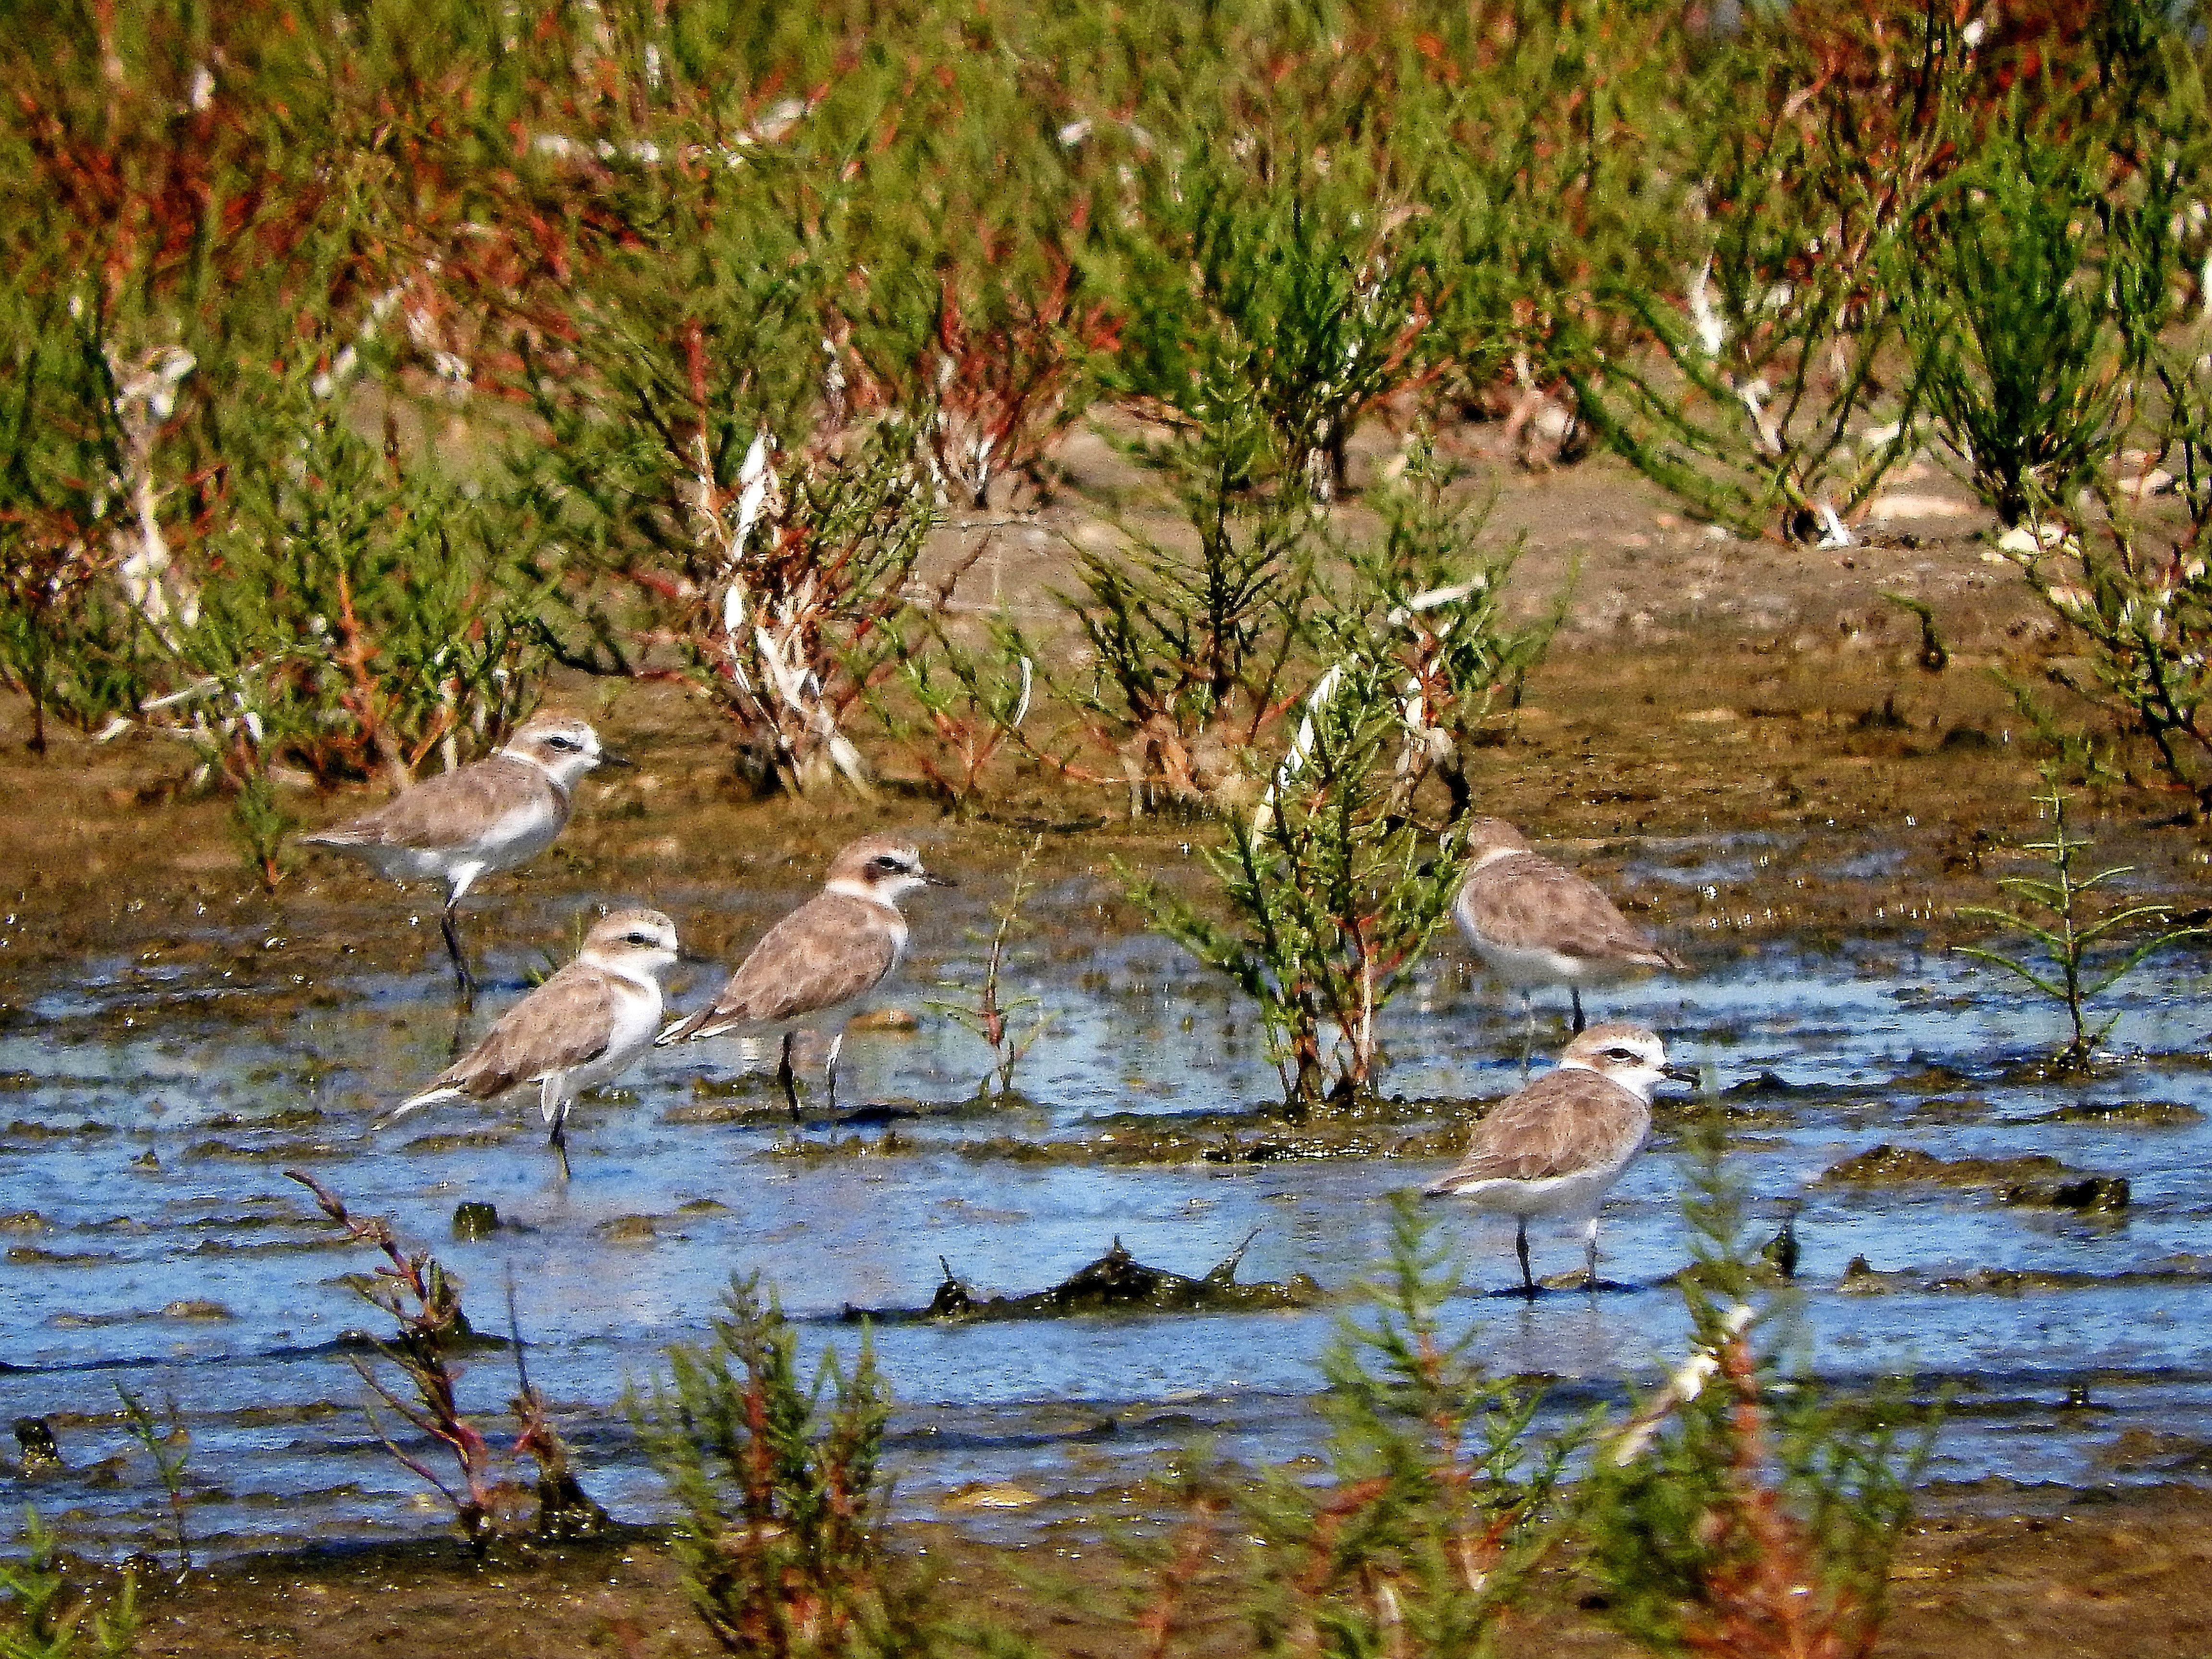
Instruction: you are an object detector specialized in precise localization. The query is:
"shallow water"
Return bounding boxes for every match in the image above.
[2,834,2210,1559]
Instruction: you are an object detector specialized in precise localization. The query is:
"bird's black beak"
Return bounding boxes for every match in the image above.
[599,750,637,769]
[1661,1062,1704,1090]
[921,871,956,888]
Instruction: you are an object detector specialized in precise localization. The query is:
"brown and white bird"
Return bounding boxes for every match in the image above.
[301,714,631,998]
[1454,817,1685,1037]
[388,907,680,1180]
[656,834,951,1118]
[1425,1023,1693,1297]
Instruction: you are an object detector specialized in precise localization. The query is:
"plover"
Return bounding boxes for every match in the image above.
[301,714,631,997]
[1454,817,1685,1036]
[1424,1022,1693,1297]
[656,834,951,1118]
[387,907,680,1179]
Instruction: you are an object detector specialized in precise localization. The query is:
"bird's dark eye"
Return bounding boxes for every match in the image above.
[1607,1048,1638,1062]
[625,932,656,947]
[546,734,580,751]
[871,855,905,874]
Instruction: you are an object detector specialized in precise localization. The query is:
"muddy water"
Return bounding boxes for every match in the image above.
[1,829,2209,1561]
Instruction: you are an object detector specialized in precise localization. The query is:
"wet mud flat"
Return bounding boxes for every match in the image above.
[112,1483,2212,1659]
[0,449,2209,1639]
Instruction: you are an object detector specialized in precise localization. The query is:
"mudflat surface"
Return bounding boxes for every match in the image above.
[2,428,2209,1652]
[114,1486,2212,1658]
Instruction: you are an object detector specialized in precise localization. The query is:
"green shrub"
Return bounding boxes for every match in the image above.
[1120,1197,1570,1659]
[1578,1100,1929,1659]
[1123,650,1462,1115]
[1567,2,1976,540]
[1901,137,2144,529]
[631,1276,897,1658]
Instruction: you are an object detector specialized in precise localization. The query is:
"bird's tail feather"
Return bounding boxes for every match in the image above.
[656,1007,729,1045]
[385,1084,463,1125]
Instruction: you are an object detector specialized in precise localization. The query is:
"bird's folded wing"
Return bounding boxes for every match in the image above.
[303,758,548,851]
[1468,854,1672,965]
[430,966,617,1099]
[1433,1072,1644,1185]
[692,894,899,1027]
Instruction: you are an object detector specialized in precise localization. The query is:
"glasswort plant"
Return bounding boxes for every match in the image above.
[1954,781,2205,1071]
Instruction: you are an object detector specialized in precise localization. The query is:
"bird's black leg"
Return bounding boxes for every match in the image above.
[441,904,478,1004]
[777,1031,803,1123]
[1570,985,1586,1035]
[548,1116,572,1182]
[1584,1217,1600,1291]
[1516,1217,1536,1300]
[824,1033,843,1115]
[1519,990,1536,1078]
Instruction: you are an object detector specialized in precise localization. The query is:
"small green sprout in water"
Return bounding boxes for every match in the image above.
[0,1509,137,1659]
[1955,781,2205,1071]
[927,834,1051,1100]
[113,1385,191,1581]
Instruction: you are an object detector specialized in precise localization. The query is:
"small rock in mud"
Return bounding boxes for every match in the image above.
[2096,1428,2212,1474]
[594,1214,661,1242]
[662,1101,751,1123]
[182,1138,334,1163]
[0,1211,45,1234]
[451,1201,500,1240]
[675,1198,728,1214]
[847,1232,1323,1322]
[846,1008,919,1034]
[2004,1175,2129,1212]
[2031,1099,2206,1128]
[160,1298,234,1321]
[1818,1143,2097,1193]
[1821,1143,2129,1210]
[399,1129,516,1152]
[5,1243,119,1267]
[1724,1071,1795,1097]
[12,1417,60,1475]
[945,1480,1045,1510]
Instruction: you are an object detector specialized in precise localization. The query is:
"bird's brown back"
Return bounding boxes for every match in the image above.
[697,890,901,1026]
[304,754,564,853]
[1461,851,1682,968]
[433,963,618,1098]
[1435,1067,1649,1186]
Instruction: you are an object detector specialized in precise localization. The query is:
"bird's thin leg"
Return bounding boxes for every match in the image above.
[1570,985,1586,1035]
[1584,1215,1600,1291]
[777,1031,803,1124]
[441,903,478,1003]
[1519,990,1536,1079]
[1516,1217,1536,1300]
[549,1116,572,1183]
[824,1032,843,1115]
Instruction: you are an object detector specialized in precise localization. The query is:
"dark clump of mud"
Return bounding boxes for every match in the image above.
[847,1232,1323,1323]
[1819,1143,2130,1210]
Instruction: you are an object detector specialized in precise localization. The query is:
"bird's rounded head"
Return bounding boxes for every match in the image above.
[1555,1022,1677,1103]
[505,715,629,788]
[823,833,952,906]
[1466,817,1532,868]
[580,907,681,979]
